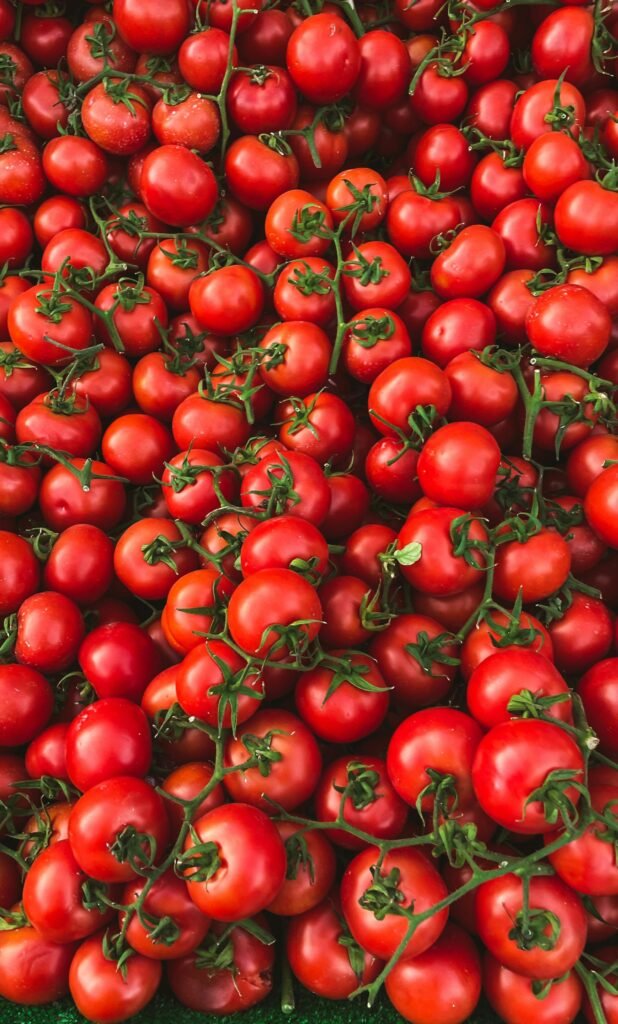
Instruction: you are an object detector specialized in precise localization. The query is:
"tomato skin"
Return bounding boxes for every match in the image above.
[70,931,162,1024]
[461,610,554,680]
[17,392,101,461]
[176,639,261,726]
[467,649,572,729]
[472,719,585,834]
[114,0,190,54]
[287,896,382,999]
[259,321,331,396]
[314,755,408,850]
[39,458,126,533]
[179,28,237,93]
[387,188,460,260]
[141,145,218,227]
[0,926,76,1005]
[369,356,452,436]
[183,803,286,920]
[531,7,594,86]
[578,658,618,757]
[493,528,571,604]
[483,954,583,1024]
[370,613,458,709]
[546,785,618,896]
[69,776,170,884]
[114,519,198,602]
[296,652,389,744]
[66,699,152,792]
[79,622,161,702]
[240,515,329,579]
[287,14,360,104]
[23,840,114,944]
[413,124,476,191]
[431,225,506,299]
[25,722,69,781]
[190,265,264,336]
[476,874,587,979]
[385,924,482,1024]
[0,531,39,615]
[16,592,84,674]
[0,663,53,748]
[523,132,589,204]
[397,507,488,597]
[510,79,585,150]
[341,845,449,960]
[167,919,275,1014]
[9,286,93,368]
[548,592,613,675]
[223,709,322,812]
[526,284,610,368]
[387,707,483,812]
[585,465,618,548]
[122,870,210,961]
[226,135,299,211]
[342,241,411,312]
[417,421,501,509]
[241,450,331,527]
[160,762,224,833]
[73,350,133,421]
[266,189,334,259]
[269,821,337,915]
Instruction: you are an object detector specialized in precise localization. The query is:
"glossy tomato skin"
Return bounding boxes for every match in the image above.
[417,421,501,509]
[286,14,360,103]
[396,507,489,597]
[341,845,449,960]
[385,924,482,1024]
[268,821,337,916]
[526,284,611,368]
[22,840,114,944]
[182,802,286,920]
[0,663,53,748]
[122,870,210,960]
[431,225,505,299]
[70,931,162,1024]
[78,622,161,702]
[16,592,84,674]
[25,722,69,781]
[0,926,76,1005]
[466,649,572,729]
[65,699,152,792]
[370,613,458,709]
[39,459,126,532]
[43,524,114,605]
[167,919,275,1014]
[472,719,585,834]
[546,785,618,897]
[314,755,408,850]
[114,0,190,54]
[578,658,618,757]
[295,652,389,744]
[483,954,583,1024]
[141,145,218,226]
[476,874,587,979]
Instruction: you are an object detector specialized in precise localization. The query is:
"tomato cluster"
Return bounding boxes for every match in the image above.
[0,1,617,1023]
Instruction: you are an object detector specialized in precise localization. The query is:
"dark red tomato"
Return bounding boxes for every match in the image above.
[70,349,131,422]
[342,523,398,587]
[461,609,554,680]
[484,954,583,1024]
[39,458,126,532]
[0,339,48,409]
[0,850,20,908]
[510,78,585,150]
[341,845,448,960]
[549,591,614,675]
[413,124,476,191]
[582,945,618,1023]
[532,372,598,454]
[160,761,224,832]
[228,66,296,135]
[472,719,585,834]
[240,515,329,580]
[287,896,381,999]
[445,351,518,427]
[176,638,262,727]
[8,286,93,367]
[410,62,468,125]
[431,225,505,299]
[162,449,236,525]
[259,320,331,396]
[585,465,618,548]
[114,0,189,53]
[320,473,370,542]
[578,658,618,757]
[288,105,348,181]
[67,19,136,83]
[69,776,169,883]
[65,699,151,792]
[141,145,217,227]
[42,135,108,198]
[526,284,610,368]
[386,924,482,1024]
[25,722,69,781]
[241,450,331,526]
[465,79,519,139]
[182,802,286,919]
[354,29,410,110]
[0,531,39,615]
[467,649,572,729]
[417,421,501,509]
[16,592,84,674]
[370,613,459,710]
[70,931,161,1022]
[179,28,237,93]
[342,241,411,312]
[268,821,336,916]
[223,709,322,812]
[470,152,526,222]
[122,870,210,961]
[551,495,606,575]
[317,575,371,650]
[0,208,32,268]
[296,651,389,743]
[387,707,483,813]
[173,392,251,456]
[23,840,113,944]
[286,14,360,104]
[168,919,275,1015]
[476,874,587,979]
[396,507,488,596]
[0,663,53,747]
[314,756,408,849]
[0,925,76,1005]
[78,621,161,702]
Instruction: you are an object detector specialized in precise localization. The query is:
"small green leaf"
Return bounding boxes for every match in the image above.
[394,542,422,566]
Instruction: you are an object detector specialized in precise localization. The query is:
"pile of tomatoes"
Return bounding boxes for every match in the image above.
[0,0,618,1023]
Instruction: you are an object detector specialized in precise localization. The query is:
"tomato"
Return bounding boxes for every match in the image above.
[67,19,136,82]
[417,422,501,509]
[369,356,452,435]
[548,592,613,675]
[0,131,45,206]
[467,649,572,729]
[114,0,189,53]
[160,761,224,832]
[9,286,93,367]
[341,845,448,960]
[122,870,210,961]
[523,132,589,205]
[397,507,489,596]
[461,609,554,680]
[114,519,198,601]
[0,531,39,614]
[476,874,587,979]
[472,719,585,834]
[25,722,69,780]
[0,662,53,748]
[287,895,381,999]
[532,7,595,86]
[0,925,76,1005]
[34,196,86,248]
[16,592,84,674]
[287,14,360,103]
[79,621,161,702]
[510,78,585,150]
[413,124,476,191]
[65,699,151,792]
[484,954,583,1024]
[168,919,275,1014]
[431,225,505,299]
[296,651,389,743]
[70,931,162,1024]
[141,145,218,227]
[266,188,334,259]
[371,613,458,710]
[526,284,610,368]
[546,784,618,896]
[241,450,331,526]
[189,265,264,336]
[182,802,286,919]
[179,28,237,92]
[578,658,618,757]
[23,840,113,944]
[16,391,101,460]
[342,241,411,312]
[259,320,331,396]
[223,708,322,811]
[314,755,407,849]
[39,458,126,532]
[493,527,571,604]
[69,776,169,883]
[240,514,329,580]
[386,924,482,1024]
[268,821,336,916]
[176,638,261,727]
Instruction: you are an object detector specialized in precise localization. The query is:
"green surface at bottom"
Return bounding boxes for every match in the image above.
[0,989,501,1024]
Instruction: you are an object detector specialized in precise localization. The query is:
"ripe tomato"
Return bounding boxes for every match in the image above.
[467,649,572,729]
[431,225,505,299]
[0,925,76,1005]
[296,652,389,743]
[70,931,162,1023]
[483,954,583,1024]
[286,14,360,103]
[314,755,408,849]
